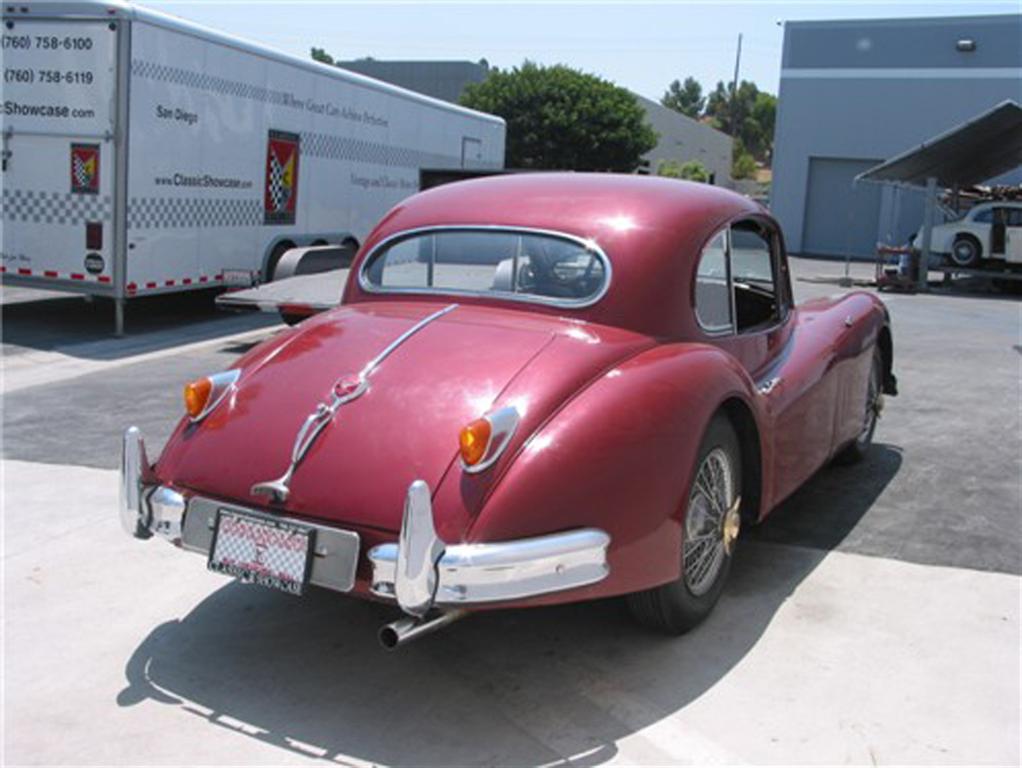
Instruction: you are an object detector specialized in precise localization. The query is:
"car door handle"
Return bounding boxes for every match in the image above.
[757,376,781,395]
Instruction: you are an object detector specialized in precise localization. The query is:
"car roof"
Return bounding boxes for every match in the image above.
[348,173,768,338]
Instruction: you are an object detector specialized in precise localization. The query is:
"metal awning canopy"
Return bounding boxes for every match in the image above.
[857,100,1022,188]
[856,100,1022,291]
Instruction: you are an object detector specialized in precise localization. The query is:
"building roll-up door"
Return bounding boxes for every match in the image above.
[802,157,884,259]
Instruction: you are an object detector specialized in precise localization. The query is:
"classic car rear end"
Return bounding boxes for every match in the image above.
[121,173,895,646]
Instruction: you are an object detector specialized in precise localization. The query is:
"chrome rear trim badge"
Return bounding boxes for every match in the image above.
[252,303,458,502]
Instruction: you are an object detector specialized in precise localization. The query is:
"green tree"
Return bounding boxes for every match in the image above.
[731,137,757,180]
[658,159,710,182]
[704,80,777,162]
[461,61,658,172]
[750,91,777,162]
[661,76,704,118]
[311,47,334,65]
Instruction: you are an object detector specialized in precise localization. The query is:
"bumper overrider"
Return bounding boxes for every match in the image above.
[121,427,611,646]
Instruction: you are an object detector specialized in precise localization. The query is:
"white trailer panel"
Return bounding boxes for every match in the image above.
[2,1,505,331]
[2,18,120,289]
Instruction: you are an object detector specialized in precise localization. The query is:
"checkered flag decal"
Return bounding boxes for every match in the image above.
[72,156,91,189]
[268,153,290,212]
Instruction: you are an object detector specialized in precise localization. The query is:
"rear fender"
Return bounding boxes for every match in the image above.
[464,342,768,604]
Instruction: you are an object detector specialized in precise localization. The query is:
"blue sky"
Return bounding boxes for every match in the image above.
[144,1,1018,99]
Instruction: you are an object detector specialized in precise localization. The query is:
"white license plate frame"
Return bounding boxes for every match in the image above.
[208,509,314,595]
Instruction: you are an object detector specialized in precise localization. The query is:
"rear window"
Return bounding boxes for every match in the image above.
[360,229,610,306]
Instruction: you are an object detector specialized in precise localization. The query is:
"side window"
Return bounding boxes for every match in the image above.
[695,230,732,333]
[731,220,780,333]
[972,208,993,224]
[1008,209,1022,227]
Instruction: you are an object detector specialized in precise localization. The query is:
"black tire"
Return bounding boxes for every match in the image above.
[265,241,295,282]
[835,349,883,465]
[950,235,981,268]
[627,413,742,635]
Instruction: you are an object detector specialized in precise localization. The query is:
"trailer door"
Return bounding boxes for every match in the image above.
[2,18,119,290]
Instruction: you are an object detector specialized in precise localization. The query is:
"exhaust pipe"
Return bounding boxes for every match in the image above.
[378,610,467,650]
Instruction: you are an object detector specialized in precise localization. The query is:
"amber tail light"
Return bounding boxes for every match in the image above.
[458,406,521,473]
[459,418,492,467]
[183,369,241,422]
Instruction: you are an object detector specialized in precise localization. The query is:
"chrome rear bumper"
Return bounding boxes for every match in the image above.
[119,426,152,539]
[368,480,611,616]
[119,427,359,593]
[121,427,611,616]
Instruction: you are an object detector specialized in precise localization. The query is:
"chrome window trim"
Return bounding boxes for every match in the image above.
[694,226,735,337]
[358,225,613,310]
[730,218,788,336]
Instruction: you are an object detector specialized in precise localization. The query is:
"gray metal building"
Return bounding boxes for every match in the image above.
[338,59,489,105]
[633,94,733,186]
[771,14,1022,258]
[338,59,732,184]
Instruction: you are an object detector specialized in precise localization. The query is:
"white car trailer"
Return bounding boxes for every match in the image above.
[2,1,505,333]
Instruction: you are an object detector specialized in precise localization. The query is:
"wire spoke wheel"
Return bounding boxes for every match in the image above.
[857,354,883,447]
[683,447,736,596]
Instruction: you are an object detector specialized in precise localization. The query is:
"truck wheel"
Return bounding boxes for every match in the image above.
[950,235,981,268]
[627,414,742,635]
[835,349,883,464]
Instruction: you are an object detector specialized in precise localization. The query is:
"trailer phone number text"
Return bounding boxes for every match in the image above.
[5,68,94,85]
[2,34,94,51]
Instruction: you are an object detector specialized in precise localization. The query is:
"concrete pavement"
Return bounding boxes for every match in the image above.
[2,258,1021,765]
[3,459,1018,766]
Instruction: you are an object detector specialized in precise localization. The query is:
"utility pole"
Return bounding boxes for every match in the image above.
[730,33,743,136]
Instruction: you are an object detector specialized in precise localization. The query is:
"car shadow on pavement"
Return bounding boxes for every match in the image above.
[117,444,902,766]
[1,290,280,360]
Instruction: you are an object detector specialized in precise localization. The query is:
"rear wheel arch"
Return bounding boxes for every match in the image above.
[718,397,764,525]
[467,345,763,546]
[877,324,895,393]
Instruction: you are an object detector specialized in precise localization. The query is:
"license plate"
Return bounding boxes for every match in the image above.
[208,510,314,595]
[222,269,254,288]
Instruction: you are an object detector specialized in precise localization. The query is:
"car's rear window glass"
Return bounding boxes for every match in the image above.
[361,229,609,305]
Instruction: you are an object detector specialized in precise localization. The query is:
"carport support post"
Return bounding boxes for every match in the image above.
[917,176,938,292]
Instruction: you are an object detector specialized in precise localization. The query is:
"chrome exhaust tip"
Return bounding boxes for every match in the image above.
[378,610,467,650]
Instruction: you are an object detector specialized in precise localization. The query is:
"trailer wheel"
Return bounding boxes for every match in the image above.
[266,241,296,282]
[339,238,359,268]
[950,235,981,268]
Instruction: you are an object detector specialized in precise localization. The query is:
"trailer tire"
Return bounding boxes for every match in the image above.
[339,238,359,268]
[266,241,296,282]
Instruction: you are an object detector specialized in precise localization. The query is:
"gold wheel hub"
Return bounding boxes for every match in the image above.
[722,496,741,555]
